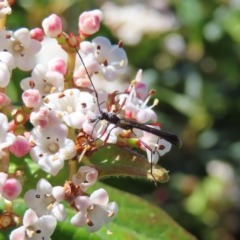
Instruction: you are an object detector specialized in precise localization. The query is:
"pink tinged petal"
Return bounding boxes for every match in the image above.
[22,89,41,108]
[52,186,65,201]
[74,196,91,211]
[51,203,67,221]
[42,14,62,38]
[90,188,109,206]
[37,215,57,236]
[9,135,31,157]
[23,209,38,227]
[71,211,87,227]
[48,57,67,75]
[36,178,52,193]
[2,178,23,200]
[13,28,31,47]
[0,93,10,108]
[9,226,26,240]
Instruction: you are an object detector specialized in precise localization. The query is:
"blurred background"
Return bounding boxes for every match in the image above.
[7,0,240,239]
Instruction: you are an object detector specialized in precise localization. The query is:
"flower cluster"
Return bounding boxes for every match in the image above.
[0,3,179,239]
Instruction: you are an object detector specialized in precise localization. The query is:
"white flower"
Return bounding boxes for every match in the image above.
[140,128,172,164]
[117,82,157,124]
[9,209,57,240]
[72,166,98,191]
[0,0,11,18]
[43,88,97,129]
[71,188,118,233]
[30,106,63,128]
[0,113,15,158]
[20,63,64,98]
[24,178,66,221]
[6,28,41,71]
[29,124,76,176]
[80,36,128,82]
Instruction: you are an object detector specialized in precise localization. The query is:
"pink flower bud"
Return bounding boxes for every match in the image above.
[9,135,30,157]
[0,93,10,108]
[30,28,44,42]
[22,89,41,108]
[48,57,67,75]
[78,10,102,37]
[2,178,23,200]
[42,14,62,38]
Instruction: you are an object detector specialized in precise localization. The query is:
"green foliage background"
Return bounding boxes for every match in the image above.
[3,0,240,240]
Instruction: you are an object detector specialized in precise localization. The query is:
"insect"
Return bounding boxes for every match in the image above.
[75,47,182,184]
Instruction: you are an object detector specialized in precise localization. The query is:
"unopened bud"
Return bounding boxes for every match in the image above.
[42,14,62,38]
[30,28,44,42]
[78,10,102,37]
[22,89,41,108]
[9,135,30,157]
[2,178,23,200]
[48,58,67,75]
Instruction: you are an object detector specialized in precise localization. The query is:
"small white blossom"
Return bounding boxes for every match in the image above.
[72,166,98,191]
[71,188,118,233]
[80,36,128,82]
[30,106,63,128]
[20,63,64,98]
[117,82,157,124]
[6,28,41,71]
[29,124,76,176]
[24,178,66,221]
[141,128,172,164]
[0,113,16,158]
[43,88,97,129]
[10,209,57,240]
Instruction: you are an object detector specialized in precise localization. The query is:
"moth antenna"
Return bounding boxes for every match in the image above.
[74,46,101,112]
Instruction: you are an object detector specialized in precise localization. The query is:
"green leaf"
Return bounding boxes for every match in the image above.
[90,145,169,183]
[0,182,196,240]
